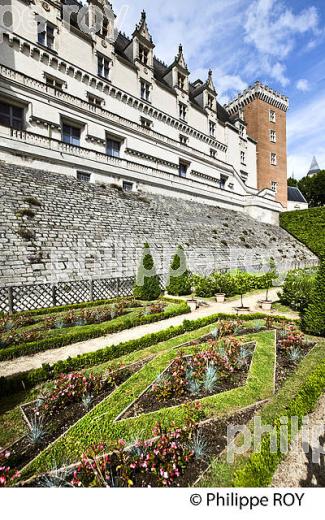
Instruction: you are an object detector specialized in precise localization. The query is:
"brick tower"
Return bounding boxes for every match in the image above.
[226,82,289,207]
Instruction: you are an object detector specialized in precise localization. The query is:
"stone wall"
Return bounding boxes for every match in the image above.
[0,162,318,286]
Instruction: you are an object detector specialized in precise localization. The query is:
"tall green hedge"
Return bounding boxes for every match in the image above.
[280,207,325,258]
[302,260,325,336]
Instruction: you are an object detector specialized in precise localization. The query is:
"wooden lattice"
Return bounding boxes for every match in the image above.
[12,284,53,312]
[55,280,91,306]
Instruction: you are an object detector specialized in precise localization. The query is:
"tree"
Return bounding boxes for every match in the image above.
[287,177,298,187]
[133,243,161,301]
[298,171,325,207]
[302,260,325,336]
[233,271,251,308]
[264,258,277,301]
[166,245,192,296]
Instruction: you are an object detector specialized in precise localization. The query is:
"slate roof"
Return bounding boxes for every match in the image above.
[287,187,307,203]
[114,33,231,123]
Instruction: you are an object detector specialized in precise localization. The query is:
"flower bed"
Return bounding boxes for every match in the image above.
[0,299,189,361]
[122,337,254,418]
[3,361,148,471]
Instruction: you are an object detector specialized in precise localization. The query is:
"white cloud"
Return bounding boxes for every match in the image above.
[287,91,325,178]
[244,0,319,86]
[296,79,310,92]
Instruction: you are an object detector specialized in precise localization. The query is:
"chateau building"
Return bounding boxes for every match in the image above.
[0,0,289,224]
[307,156,321,177]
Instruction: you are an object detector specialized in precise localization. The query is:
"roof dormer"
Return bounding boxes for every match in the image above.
[192,69,217,112]
[162,44,190,94]
[124,11,155,69]
[88,0,117,43]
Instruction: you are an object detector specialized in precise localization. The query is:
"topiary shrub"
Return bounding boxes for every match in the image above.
[133,243,161,301]
[166,245,192,296]
[301,260,325,336]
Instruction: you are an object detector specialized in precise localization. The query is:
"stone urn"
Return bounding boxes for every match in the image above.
[215,293,226,303]
[261,300,272,311]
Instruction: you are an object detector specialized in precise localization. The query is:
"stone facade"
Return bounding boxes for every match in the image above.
[0,163,318,286]
[0,0,287,224]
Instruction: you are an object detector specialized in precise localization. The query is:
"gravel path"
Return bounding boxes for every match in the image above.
[272,394,325,487]
[0,289,297,377]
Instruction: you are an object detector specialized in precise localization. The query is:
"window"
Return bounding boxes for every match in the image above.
[179,134,188,146]
[106,138,121,158]
[270,152,277,166]
[123,181,133,192]
[45,75,64,91]
[271,181,278,193]
[38,20,55,49]
[210,148,217,159]
[240,151,246,164]
[179,161,187,178]
[207,95,214,109]
[270,129,276,143]
[140,80,150,102]
[177,73,186,90]
[220,175,228,189]
[269,109,276,123]
[62,124,80,146]
[87,93,104,107]
[209,121,216,137]
[239,124,245,138]
[77,172,91,183]
[140,117,152,129]
[139,44,149,65]
[0,101,24,130]
[179,102,187,121]
[97,55,110,79]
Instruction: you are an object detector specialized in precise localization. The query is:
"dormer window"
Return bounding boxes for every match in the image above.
[38,19,55,50]
[178,73,186,90]
[207,95,214,109]
[97,55,110,80]
[141,116,152,129]
[140,80,150,102]
[87,93,104,107]
[209,121,216,137]
[179,102,187,121]
[139,44,149,65]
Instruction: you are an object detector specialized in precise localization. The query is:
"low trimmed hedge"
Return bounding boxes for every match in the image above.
[0,301,190,362]
[0,313,297,397]
[20,330,277,477]
[197,339,325,487]
[234,359,325,487]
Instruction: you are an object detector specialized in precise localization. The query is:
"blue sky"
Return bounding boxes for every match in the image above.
[111,0,325,179]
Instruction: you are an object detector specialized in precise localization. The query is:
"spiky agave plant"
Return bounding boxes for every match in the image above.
[189,431,208,460]
[27,415,46,446]
[202,363,218,394]
[81,393,93,411]
[288,346,302,364]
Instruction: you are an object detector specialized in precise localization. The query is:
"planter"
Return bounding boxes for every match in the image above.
[215,293,226,303]
[261,301,272,311]
[187,299,198,312]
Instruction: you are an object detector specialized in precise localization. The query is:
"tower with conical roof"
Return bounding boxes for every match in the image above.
[307,156,321,177]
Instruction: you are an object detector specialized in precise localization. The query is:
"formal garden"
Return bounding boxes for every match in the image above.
[0,241,324,488]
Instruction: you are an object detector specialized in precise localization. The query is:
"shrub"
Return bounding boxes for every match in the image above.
[279,269,316,312]
[23,196,42,207]
[302,260,325,336]
[166,246,192,296]
[133,243,161,301]
[16,226,35,240]
[16,208,36,218]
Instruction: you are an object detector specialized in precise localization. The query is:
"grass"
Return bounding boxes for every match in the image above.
[272,301,295,314]
[0,389,37,447]
[20,330,276,477]
[197,338,325,487]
